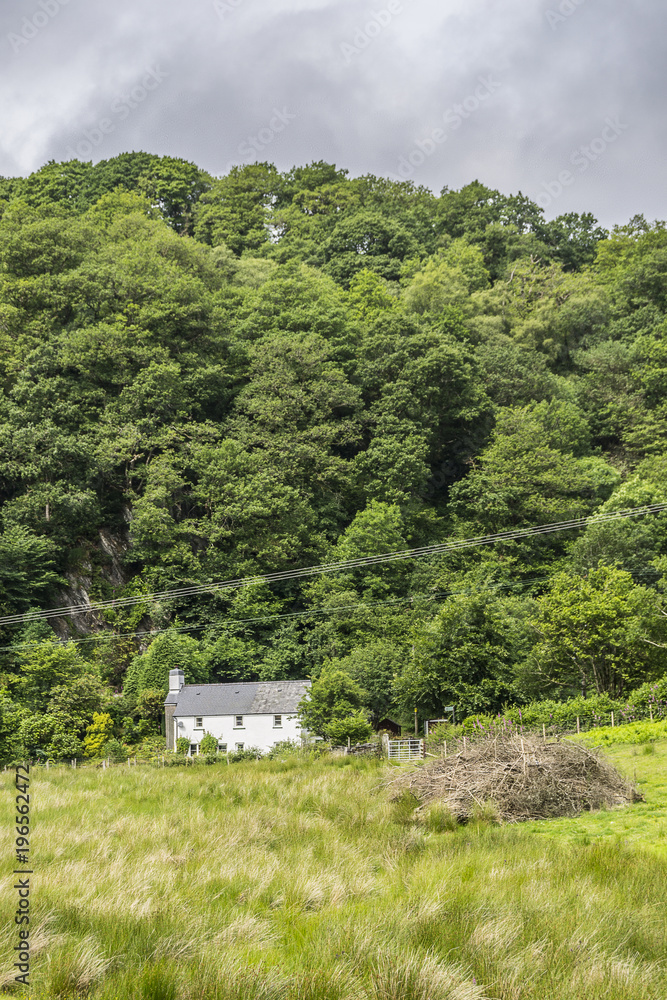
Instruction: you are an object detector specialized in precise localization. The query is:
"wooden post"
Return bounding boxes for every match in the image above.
[542,724,546,742]
[576,716,580,734]
[443,741,447,760]
[650,705,654,722]
[521,738,526,777]
[414,707,418,737]
[463,736,467,753]
[611,712,615,728]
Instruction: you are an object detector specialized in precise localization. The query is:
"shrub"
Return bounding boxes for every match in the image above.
[175,736,189,755]
[83,712,114,758]
[266,739,302,760]
[46,730,84,761]
[103,738,128,762]
[323,711,374,746]
[228,746,263,763]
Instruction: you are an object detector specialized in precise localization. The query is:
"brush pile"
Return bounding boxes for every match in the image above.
[393,733,642,823]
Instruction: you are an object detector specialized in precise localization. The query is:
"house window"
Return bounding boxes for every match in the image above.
[273,715,282,727]
[235,742,244,752]
[234,715,244,728]
[190,744,198,756]
[218,742,227,753]
[195,717,203,728]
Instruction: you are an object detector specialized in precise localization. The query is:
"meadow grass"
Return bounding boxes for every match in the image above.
[0,748,666,999]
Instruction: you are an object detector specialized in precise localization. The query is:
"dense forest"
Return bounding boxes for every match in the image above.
[1,151,667,759]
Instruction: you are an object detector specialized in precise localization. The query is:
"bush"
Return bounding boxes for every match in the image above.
[130,735,166,760]
[83,712,114,758]
[323,711,374,746]
[228,746,263,763]
[577,718,667,747]
[103,738,128,762]
[46,730,84,762]
[176,736,189,755]
[266,739,302,760]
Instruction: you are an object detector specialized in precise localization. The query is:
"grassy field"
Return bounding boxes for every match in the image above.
[1,745,666,1000]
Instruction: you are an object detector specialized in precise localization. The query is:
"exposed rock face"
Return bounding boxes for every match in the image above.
[49,526,132,640]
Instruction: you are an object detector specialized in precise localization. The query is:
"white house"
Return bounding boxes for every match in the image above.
[164,669,311,754]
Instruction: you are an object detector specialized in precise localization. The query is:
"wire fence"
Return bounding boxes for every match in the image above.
[426,697,667,748]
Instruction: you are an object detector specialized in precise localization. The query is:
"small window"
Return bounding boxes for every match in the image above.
[195,717,203,728]
[190,743,198,756]
[234,715,244,728]
[218,742,227,753]
[235,742,244,752]
[273,715,282,727]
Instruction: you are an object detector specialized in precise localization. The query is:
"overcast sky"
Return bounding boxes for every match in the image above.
[1,0,664,228]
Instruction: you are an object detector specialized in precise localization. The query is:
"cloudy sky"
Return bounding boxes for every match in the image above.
[1,0,664,227]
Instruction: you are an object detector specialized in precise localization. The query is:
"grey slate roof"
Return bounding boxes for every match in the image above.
[169,679,311,717]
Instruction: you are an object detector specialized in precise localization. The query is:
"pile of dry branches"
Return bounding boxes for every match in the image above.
[391,732,642,823]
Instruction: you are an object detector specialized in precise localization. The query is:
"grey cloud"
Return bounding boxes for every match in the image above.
[0,0,664,227]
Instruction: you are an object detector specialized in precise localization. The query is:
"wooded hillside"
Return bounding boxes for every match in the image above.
[1,152,666,758]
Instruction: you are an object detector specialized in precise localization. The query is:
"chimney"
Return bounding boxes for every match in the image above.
[169,669,185,693]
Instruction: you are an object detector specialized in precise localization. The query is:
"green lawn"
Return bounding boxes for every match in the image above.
[523,741,667,856]
[1,748,666,999]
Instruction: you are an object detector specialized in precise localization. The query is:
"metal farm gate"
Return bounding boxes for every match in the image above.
[387,739,424,761]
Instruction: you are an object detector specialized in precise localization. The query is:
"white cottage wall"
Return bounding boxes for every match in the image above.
[175,712,304,753]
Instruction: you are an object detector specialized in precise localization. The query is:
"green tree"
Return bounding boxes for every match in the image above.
[323,712,373,745]
[297,668,368,738]
[123,630,208,698]
[199,731,218,756]
[15,639,87,712]
[84,712,115,757]
[528,565,667,697]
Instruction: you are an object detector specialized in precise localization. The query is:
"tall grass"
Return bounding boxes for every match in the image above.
[1,751,666,999]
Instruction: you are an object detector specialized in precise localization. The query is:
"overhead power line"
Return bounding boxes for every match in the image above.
[0,577,548,652]
[1,502,666,628]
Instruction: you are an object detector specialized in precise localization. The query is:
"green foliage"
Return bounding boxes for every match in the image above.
[2,152,667,740]
[83,712,115,758]
[199,731,218,757]
[297,669,368,738]
[0,525,60,612]
[577,718,667,747]
[124,631,208,698]
[103,737,128,762]
[176,736,190,755]
[528,565,667,697]
[14,639,87,712]
[323,711,373,745]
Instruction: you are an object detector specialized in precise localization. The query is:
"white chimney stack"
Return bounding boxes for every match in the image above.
[169,669,185,693]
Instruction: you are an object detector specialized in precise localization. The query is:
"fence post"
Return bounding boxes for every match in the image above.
[650,705,654,722]
[576,716,580,734]
[542,724,546,742]
[443,741,447,760]
[521,737,526,777]
[611,712,615,728]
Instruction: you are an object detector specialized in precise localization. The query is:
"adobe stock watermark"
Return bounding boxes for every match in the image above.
[340,1,403,66]
[546,0,587,30]
[65,66,168,160]
[536,115,629,209]
[390,75,502,180]
[213,0,244,19]
[221,107,296,173]
[7,0,71,55]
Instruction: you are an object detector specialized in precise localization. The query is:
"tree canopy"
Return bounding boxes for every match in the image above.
[1,152,666,756]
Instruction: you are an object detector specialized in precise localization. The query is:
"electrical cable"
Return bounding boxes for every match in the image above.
[0,576,547,652]
[1,502,666,627]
